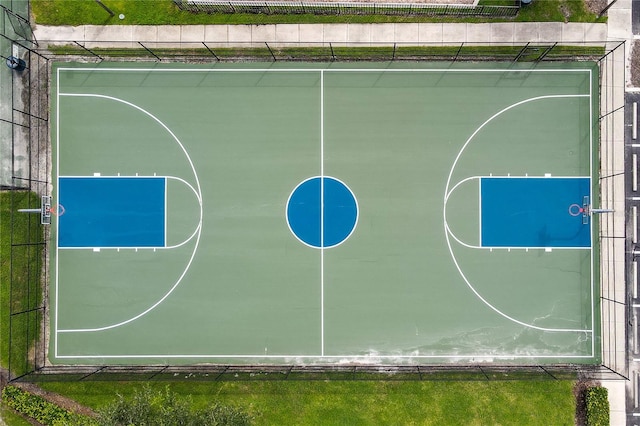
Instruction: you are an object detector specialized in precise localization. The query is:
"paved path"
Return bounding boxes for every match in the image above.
[607,0,634,424]
[34,22,607,46]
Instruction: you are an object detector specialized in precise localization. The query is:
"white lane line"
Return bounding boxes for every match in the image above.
[634,154,638,192]
[634,102,638,140]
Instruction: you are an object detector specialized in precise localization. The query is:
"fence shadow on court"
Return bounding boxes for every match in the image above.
[39,40,608,63]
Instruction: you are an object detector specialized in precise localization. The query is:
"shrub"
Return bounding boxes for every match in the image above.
[1,385,96,426]
[97,385,252,426]
[585,386,609,426]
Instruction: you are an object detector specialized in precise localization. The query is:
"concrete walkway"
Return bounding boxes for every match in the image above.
[605,0,632,424]
[34,22,607,47]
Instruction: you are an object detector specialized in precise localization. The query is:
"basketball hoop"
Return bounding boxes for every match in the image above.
[48,204,65,216]
[568,204,583,217]
[17,196,62,224]
[569,196,591,225]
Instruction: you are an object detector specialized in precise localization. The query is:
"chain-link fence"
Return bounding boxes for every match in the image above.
[1,0,50,382]
[15,363,625,383]
[36,39,607,63]
[172,0,520,17]
[597,40,627,380]
[0,8,628,382]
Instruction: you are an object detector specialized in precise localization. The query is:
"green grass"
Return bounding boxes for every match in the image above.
[0,191,44,376]
[0,403,33,426]
[46,43,605,62]
[516,0,601,22]
[36,380,576,425]
[31,0,604,25]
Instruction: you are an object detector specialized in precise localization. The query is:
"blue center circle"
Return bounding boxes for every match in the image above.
[286,176,358,249]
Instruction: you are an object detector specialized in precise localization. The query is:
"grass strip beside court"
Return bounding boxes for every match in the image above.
[31,0,603,25]
[37,380,577,425]
[0,404,32,426]
[46,45,606,62]
[0,191,43,375]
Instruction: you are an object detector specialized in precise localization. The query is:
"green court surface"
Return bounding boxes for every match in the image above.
[51,62,600,365]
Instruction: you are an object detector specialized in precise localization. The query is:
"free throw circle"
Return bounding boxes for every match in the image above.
[286,176,358,249]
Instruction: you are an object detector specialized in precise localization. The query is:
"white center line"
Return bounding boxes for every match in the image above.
[320,70,325,357]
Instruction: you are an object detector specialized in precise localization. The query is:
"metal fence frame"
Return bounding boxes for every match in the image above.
[14,364,627,383]
[0,9,628,382]
[38,39,608,63]
[597,40,627,380]
[1,1,50,383]
[173,0,520,17]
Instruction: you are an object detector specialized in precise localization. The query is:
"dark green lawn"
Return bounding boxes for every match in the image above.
[31,0,603,25]
[37,380,576,425]
[0,404,32,426]
[0,191,44,376]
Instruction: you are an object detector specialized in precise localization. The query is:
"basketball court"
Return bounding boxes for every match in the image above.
[50,61,600,364]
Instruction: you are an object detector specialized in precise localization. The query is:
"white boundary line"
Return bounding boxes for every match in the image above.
[478,176,482,246]
[55,67,60,357]
[634,206,638,245]
[164,176,168,248]
[57,67,592,74]
[443,93,594,336]
[633,101,638,140]
[635,260,639,300]
[53,66,595,360]
[589,69,595,357]
[320,70,325,357]
[634,153,638,192]
[54,353,597,359]
[56,92,203,335]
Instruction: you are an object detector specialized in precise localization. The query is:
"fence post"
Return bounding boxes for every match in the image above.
[202,42,220,61]
[265,42,277,61]
[79,366,107,381]
[478,366,490,380]
[138,42,162,61]
[598,0,617,18]
[454,42,464,61]
[73,41,104,61]
[148,366,169,380]
[330,42,336,61]
[536,42,557,62]
[538,366,558,380]
[214,365,229,381]
[598,40,624,61]
[513,42,531,62]
[95,0,115,17]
